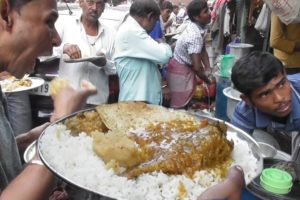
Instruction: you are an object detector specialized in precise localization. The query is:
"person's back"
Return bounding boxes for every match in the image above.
[114,0,172,105]
[270,13,300,73]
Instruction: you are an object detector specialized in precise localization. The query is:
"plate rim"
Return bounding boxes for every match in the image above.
[1,76,45,93]
[23,140,37,163]
[63,55,106,63]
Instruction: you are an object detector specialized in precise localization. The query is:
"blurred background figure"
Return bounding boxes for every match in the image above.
[167,0,212,109]
[149,0,173,40]
[164,3,179,34]
[176,2,187,24]
[270,13,300,74]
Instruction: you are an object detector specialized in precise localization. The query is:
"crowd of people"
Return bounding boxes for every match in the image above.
[1,0,300,199]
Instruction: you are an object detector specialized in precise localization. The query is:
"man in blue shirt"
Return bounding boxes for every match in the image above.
[231,51,300,154]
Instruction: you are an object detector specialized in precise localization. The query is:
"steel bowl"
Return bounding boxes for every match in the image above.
[223,87,241,120]
[37,107,263,199]
[258,142,277,158]
[229,43,254,61]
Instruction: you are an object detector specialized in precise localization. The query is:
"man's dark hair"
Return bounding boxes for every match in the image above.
[231,51,285,96]
[130,0,160,18]
[159,0,173,11]
[8,0,33,10]
[173,4,179,10]
[187,0,208,22]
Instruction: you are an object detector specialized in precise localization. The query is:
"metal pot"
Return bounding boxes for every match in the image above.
[223,87,241,120]
[229,43,254,61]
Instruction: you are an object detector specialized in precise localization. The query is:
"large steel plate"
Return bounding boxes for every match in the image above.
[37,107,264,199]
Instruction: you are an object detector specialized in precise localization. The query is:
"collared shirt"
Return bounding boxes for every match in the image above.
[114,16,172,105]
[53,14,116,105]
[174,21,206,66]
[231,74,300,134]
[0,87,22,192]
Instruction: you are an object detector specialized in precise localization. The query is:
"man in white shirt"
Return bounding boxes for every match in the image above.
[54,0,116,105]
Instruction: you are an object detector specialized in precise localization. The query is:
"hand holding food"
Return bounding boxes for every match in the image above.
[49,78,97,122]
[63,44,82,59]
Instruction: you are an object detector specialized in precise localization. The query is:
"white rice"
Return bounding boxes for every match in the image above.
[40,124,260,200]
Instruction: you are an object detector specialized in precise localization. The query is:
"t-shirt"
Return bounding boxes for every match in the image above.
[0,87,22,192]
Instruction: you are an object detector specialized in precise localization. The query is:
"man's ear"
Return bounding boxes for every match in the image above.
[79,0,84,8]
[240,94,252,106]
[146,12,153,20]
[193,15,200,22]
[0,0,12,30]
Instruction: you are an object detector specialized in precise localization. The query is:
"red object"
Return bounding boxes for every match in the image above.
[191,102,215,110]
[195,77,216,98]
[204,82,216,98]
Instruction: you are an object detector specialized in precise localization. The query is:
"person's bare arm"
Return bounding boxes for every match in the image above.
[0,163,55,200]
[16,122,50,154]
[191,53,211,84]
[248,0,256,26]
[200,47,211,71]
[170,41,176,52]
[164,19,173,31]
[198,166,245,200]
[51,82,97,121]
[0,85,97,200]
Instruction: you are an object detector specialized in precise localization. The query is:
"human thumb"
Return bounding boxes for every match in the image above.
[227,165,245,188]
[80,80,97,96]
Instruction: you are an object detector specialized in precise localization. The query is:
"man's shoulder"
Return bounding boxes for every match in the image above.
[117,20,136,35]
[232,101,257,121]
[288,74,300,92]
[100,23,114,32]
[288,74,300,84]
[231,101,257,132]
[183,22,203,39]
[234,101,252,112]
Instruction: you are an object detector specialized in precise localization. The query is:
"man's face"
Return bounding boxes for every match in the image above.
[173,7,179,15]
[80,0,105,22]
[194,6,211,26]
[144,14,159,33]
[161,8,172,22]
[6,0,61,78]
[248,73,292,118]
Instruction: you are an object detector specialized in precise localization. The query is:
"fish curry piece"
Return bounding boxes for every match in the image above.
[125,119,234,178]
